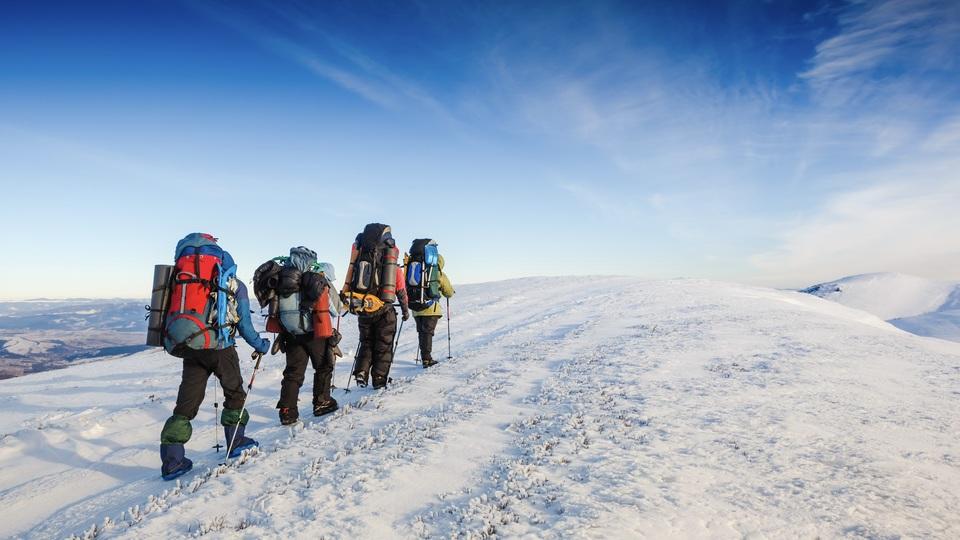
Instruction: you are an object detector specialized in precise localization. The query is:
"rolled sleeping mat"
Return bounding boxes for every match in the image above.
[379,246,399,303]
[313,287,334,339]
[343,244,359,291]
[146,264,174,346]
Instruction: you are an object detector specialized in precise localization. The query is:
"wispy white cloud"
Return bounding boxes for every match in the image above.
[922,112,960,152]
[743,1,960,285]
[0,124,177,184]
[190,0,960,286]
[802,1,937,81]
[534,2,959,286]
[558,182,647,223]
[189,1,450,116]
[319,36,452,118]
[750,157,960,285]
[800,0,960,105]
[297,55,398,110]
[480,0,959,176]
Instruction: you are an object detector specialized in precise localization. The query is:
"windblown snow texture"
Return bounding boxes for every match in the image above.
[802,272,960,342]
[0,277,958,538]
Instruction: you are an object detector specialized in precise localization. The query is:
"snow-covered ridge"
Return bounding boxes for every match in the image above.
[801,272,960,342]
[0,299,148,379]
[0,299,145,328]
[1,277,958,539]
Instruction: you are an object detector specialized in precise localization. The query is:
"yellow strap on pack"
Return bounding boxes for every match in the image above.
[344,291,385,314]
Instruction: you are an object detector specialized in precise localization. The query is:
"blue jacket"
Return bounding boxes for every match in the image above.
[233,281,269,353]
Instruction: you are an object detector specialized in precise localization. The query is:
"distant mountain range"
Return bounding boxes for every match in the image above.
[801,272,960,342]
[0,299,149,378]
[4,274,957,381]
[0,299,147,331]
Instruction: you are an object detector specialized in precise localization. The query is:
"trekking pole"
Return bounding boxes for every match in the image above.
[393,317,405,356]
[415,342,421,364]
[330,313,342,391]
[344,341,361,393]
[446,297,452,359]
[224,351,264,466]
[212,378,224,453]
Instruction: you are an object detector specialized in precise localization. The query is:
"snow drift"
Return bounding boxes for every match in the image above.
[1,277,958,539]
[802,272,960,342]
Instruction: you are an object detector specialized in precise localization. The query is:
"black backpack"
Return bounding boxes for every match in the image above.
[252,259,283,309]
[346,223,399,313]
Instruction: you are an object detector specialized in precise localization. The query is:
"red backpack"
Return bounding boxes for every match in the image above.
[164,245,223,356]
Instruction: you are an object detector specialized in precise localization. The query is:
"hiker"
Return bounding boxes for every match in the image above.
[159,233,270,481]
[341,223,410,389]
[252,247,344,426]
[405,239,455,368]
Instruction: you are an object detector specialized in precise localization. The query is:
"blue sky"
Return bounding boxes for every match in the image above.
[1,0,959,299]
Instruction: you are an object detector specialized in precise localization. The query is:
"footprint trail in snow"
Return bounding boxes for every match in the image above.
[0,277,958,539]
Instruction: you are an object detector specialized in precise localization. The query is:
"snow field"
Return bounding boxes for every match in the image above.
[0,277,958,539]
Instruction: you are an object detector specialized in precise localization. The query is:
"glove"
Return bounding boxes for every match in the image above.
[255,338,270,354]
[272,333,287,355]
[402,309,410,321]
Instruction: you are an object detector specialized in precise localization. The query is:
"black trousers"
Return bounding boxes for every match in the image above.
[277,332,335,409]
[354,307,397,385]
[173,347,246,420]
[415,315,440,362]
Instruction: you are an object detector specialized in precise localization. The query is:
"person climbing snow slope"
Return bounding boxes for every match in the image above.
[341,223,410,389]
[252,247,344,425]
[157,233,270,481]
[405,238,455,368]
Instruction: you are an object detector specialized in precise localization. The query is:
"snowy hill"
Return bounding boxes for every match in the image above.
[801,272,960,342]
[1,277,959,539]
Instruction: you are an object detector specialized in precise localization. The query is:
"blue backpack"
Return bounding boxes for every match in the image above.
[405,239,442,311]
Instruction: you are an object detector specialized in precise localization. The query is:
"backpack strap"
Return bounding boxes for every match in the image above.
[179,323,220,346]
[349,240,361,288]
[215,263,238,344]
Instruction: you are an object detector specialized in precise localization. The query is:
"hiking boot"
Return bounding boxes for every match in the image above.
[421,358,438,368]
[161,459,193,481]
[160,443,193,481]
[313,398,339,417]
[354,371,368,388]
[224,425,259,458]
[279,407,299,426]
[372,376,391,390]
